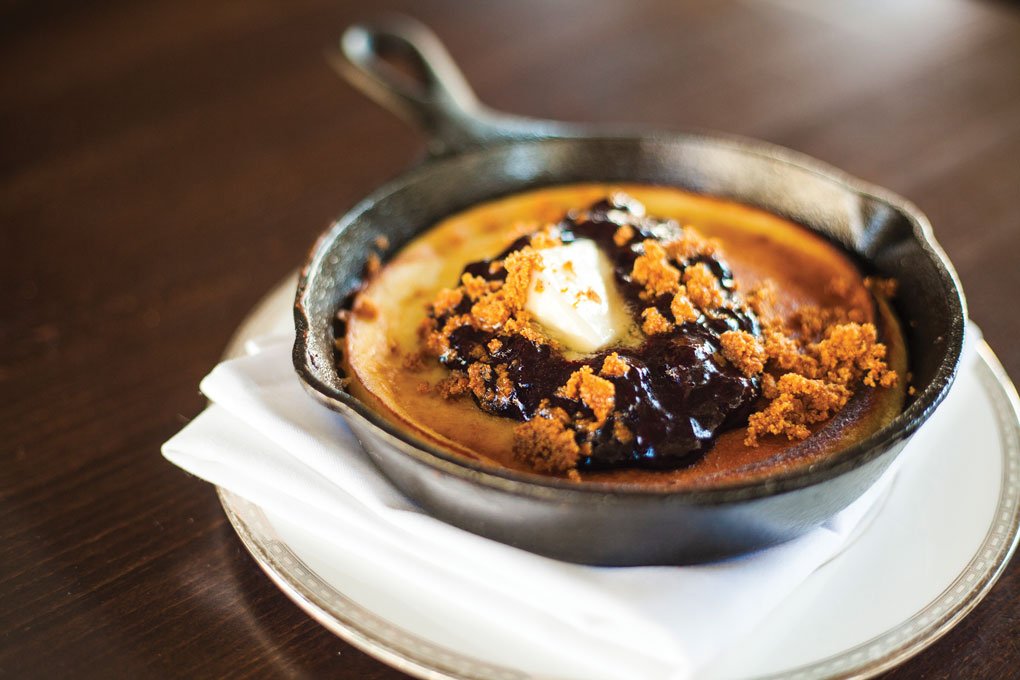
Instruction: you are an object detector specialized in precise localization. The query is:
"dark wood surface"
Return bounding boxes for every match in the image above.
[3,0,1019,677]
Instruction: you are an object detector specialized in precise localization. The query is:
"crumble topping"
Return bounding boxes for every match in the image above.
[529,228,563,250]
[461,273,497,301]
[641,307,672,335]
[513,408,581,478]
[720,330,766,377]
[600,352,629,378]
[408,194,899,477]
[613,418,634,444]
[434,371,468,398]
[742,298,898,445]
[631,240,681,299]
[670,289,699,323]
[746,374,852,445]
[628,229,724,320]
[431,288,464,316]
[664,227,719,261]
[613,224,635,246]
[556,366,615,429]
[682,262,725,310]
[402,351,425,370]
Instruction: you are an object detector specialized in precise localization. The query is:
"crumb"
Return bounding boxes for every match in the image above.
[487,338,503,353]
[812,323,897,388]
[416,381,431,394]
[471,294,511,331]
[352,296,378,320]
[745,374,852,446]
[682,262,724,310]
[423,314,470,357]
[826,277,851,300]
[641,307,672,335]
[613,418,634,444]
[670,288,699,323]
[792,305,843,340]
[434,249,541,335]
[435,371,471,399]
[502,247,544,309]
[467,362,492,400]
[576,288,602,305]
[745,281,780,328]
[762,328,818,375]
[461,273,495,301]
[535,279,545,293]
[632,240,681,298]
[747,314,898,445]
[503,311,552,347]
[720,330,766,377]
[600,352,629,378]
[373,235,390,250]
[791,305,864,340]
[613,224,635,246]
[556,365,615,428]
[865,277,898,299]
[529,228,562,249]
[402,351,425,370]
[664,226,717,261]
[365,253,382,278]
[495,364,514,399]
[513,415,580,475]
[431,288,463,316]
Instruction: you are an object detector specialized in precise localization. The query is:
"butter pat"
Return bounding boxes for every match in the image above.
[525,240,621,353]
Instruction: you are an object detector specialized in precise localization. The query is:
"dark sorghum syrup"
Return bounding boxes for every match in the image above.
[431,195,762,472]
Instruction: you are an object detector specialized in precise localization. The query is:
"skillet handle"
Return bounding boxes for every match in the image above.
[332,16,574,158]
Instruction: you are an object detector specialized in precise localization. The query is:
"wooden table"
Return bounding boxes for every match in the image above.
[3,1,1019,677]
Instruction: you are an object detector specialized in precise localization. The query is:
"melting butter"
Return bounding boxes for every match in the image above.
[525,240,630,353]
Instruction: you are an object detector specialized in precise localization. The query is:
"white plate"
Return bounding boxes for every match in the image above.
[218,275,1020,680]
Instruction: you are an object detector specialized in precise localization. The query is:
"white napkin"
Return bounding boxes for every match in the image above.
[163,325,976,680]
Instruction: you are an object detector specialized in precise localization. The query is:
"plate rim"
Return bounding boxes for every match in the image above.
[217,278,1020,680]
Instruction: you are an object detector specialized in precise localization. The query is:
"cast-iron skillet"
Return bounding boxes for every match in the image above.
[294,17,966,565]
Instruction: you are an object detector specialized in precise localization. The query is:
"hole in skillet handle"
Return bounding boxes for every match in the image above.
[328,16,581,158]
[367,36,433,97]
[329,16,487,159]
[337,16,479,117]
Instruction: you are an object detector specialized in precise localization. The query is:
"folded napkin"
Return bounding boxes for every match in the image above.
[163,324,977,680]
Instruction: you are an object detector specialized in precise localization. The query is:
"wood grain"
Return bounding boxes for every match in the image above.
[2,0,1018,677]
